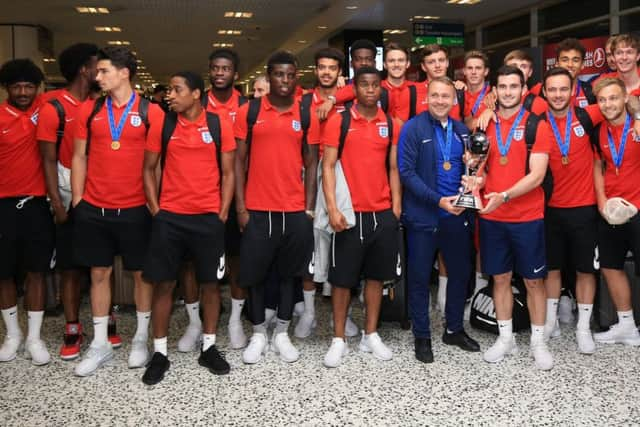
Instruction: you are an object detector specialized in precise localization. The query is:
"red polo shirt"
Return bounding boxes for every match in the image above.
[481,109,552,222]
[37,89,83,169]
[382,79,417,122]
[463,84,492,119]
[322,106,400,212]
[206,89,243,124]
[146,111,235,214]
[74,94,164,208]
[234,96,320,211]
[0,100,45,197]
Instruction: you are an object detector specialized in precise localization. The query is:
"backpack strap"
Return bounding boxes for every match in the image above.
[48,99,65,153]
[385,113,394,172]
[160,112,179,170]
[201,90,209,108]
[574,106,595,141]
[338,109,351,159]
[205,112,223,176]
[138,97,150,130]
[244,97,262,170]
[380,87,389,113]
[592,123,606,172]
[456,89,466,120]
[582,82,596,105]
[524,112,541,173]
[85,96,107,155]
[408,85,417,120]
[523,93,536,112]
[300,93,313,155]
[238,95,248,106]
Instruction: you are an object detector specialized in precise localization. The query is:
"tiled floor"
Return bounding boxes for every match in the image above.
[1,291,639,426]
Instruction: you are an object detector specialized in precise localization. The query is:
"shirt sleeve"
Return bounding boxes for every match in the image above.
[532,119,552,153]
[144,116,162,153]
[220,116,237,152]
[36,102,59,143]
[306,108,321,145]
[73,100,94,140]
[335,84,356,104]
[233,103,249,140]
[585,104,604,125]
[321,113,342,148]
[531,97,549,115]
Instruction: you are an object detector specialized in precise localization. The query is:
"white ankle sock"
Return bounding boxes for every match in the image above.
[438,276,448,311]
[275,319,290,334]
[303,290,316,317]
[497,319,513,340]
[93,316,109,345]
[531,324,545,343]
[577,304,593,331]
[618,310,635,327]
[1,306,21,337]
[135,311,151,339]
[154,337,167,356]
[26,311,44,341]
[230,298,244,323]
[265,308,276,324]
[202,334,216,351]
[545,298,559,327]
[185,302,201,326]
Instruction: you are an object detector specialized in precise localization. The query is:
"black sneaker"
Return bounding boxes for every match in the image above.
[198,345,230,375]
[142,352,170,385]
[415,338,434,364]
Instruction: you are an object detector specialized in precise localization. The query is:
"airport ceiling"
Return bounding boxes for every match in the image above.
[2,0,544,86]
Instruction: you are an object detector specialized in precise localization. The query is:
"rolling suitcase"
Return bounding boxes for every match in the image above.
[595,257,640,330]
[379,225,411,330]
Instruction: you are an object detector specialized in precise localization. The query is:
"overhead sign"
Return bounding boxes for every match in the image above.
[413,22,464,46]
[542,35,609,77]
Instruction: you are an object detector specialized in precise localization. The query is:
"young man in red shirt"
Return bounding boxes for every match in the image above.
[71,47,164,376]
[415,45,463,121]
[503,50,548,115]
[382,42,417,123]
[462,50,492,130]
[0,59,53,366]
[321,66,402,367]
[608,34,640,96]
[592,77,640,346]
[476,65,554,370]
[141,71,236,385]
[234,51,319,364]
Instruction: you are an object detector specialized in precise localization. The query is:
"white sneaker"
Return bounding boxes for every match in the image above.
[558,296,575,324]
[294,314,317,338]
[0,334,23,362]
[293,301,305,317]
[177,324,202,352]
[271,332,299,363]
[530,340,554,371]
[228,320,248,349]
[242,333,268,364]
[543,319,561,341]
[75,342,113,376]
[359,332,392,361]
[322,282,332,297]
[483,336,518,363]
[594,323,640,346]
[324,337,349,368]
[576,329,596,354]
[128,337,149,368]
[24,338,50,366]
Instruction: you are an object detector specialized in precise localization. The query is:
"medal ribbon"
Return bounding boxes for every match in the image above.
[471,83,489,116]
[607,113,632,171]
[495,107,526,158]
[435,118,453,164]
[547,109,572,158]
[107,92,136,143]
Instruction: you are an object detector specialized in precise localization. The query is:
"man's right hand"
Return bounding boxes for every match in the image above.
[52,204,68,224]
[329,209,348,232]
[439,195,465,216]
[317,99,334,121]
[237,209,250,232]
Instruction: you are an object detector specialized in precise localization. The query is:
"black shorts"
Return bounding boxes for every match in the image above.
[597,213,640,271]
[545,205,598,274]
[143,210,225,283]
[329,209,400,288]
[238,210,313,288]
[72,200,151,271]
[225,199,241,257]
[0,197,54,279]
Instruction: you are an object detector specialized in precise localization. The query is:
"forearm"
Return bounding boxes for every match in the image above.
[70,153,87,205]
[143,168,159,214]
[389,165,402,213]
[322,162,339,215]
[504,171,545,200]
[39,143,63,209]
[220,167,235,219]
[234,150,248,213]
[594,160,607,210]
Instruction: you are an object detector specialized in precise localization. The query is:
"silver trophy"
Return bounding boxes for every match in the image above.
[454,130,490,210]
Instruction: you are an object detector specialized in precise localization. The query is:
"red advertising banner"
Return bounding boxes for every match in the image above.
[543,36,609,77]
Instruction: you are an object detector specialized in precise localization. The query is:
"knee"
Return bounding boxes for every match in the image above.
[91,267,112,285]
[524,278,545,292]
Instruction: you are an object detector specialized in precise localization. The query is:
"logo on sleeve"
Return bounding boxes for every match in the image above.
[201,131,213,144]
[292,120,301,132]
[379,126,389,138]
[130,115,142,127]
[574,125,585,137]
[513,129,524,141]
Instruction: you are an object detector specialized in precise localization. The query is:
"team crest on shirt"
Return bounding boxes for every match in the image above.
[574,125,585,137]
[292,120,301,132]
[130,114,142,127]
[201,131,213,144]
[379,126,389,138]
[634,133,640,143]
[578,99,589,108]
[513,129,524,141]
[30,112,39,125]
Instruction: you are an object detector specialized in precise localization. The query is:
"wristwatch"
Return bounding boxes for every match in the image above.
[501,191,510,203]
[634,111,640,121]
[327,95,337,104]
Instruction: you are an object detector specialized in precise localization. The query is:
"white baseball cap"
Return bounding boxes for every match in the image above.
[604,197,638,225]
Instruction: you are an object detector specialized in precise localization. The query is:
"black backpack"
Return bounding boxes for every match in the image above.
[379,85,418,120]
[85,95,150,155]
[337,109,394,169]
[47,99,66,154]
[456,88,466,120]
[469,278,530,335]
[522,93,537,112]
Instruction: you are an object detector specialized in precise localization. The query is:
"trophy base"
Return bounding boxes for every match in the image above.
[454,193,483,210]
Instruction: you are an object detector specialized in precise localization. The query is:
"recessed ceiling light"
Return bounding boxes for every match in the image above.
[345,5,358,10]
[224,11,253,18]
[317,25,328,30]
[107,40,130,45]
[43,58,56,63]
[447,0,482,4]
[383,29,407,34]
[212,42,234,47]
[76,6,109,14]
[95,26,122,32]
[412,15,440,20]
[217,29,242,35]
[298,40,307,44]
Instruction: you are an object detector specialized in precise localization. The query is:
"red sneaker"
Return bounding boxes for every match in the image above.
[108,318,122,349]
[60,323,83,360]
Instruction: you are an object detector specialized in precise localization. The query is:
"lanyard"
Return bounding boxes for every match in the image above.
[435,118,453,164]
[547,109,572,159]
[495,107,526,158]
[107,92,136,143]
[607,113,632,173]
[471,83,489,116]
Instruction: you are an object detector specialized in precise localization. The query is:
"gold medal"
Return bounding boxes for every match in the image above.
[561,156,569,165]
[443,161,452,171]
[499,156,508,165]
[111,140,121,150]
